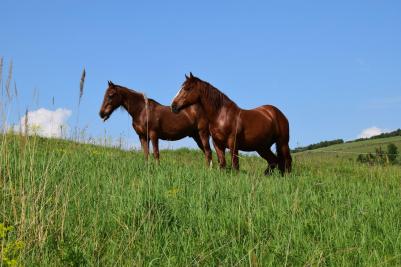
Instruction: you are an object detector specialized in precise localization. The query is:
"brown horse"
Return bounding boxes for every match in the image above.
[171,73,292,175]
[99,81,212,165]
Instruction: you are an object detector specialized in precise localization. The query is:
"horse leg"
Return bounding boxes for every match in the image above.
[198,130,212,168]
[150,133,160,164]
[211,139,221,166]
[139,135,150,161]
[213,140,226,169]
[257,148,278,175]
[229,146,239,171]
[193,133,211,167]
[277,141,292,175]
[192,134,210,167]
[227,136,240,170]
[192,133,205,152]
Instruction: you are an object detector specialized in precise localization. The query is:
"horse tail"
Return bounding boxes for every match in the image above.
[273,106,292,174]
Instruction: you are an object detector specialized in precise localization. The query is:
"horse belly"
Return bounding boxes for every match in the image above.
[159,134,186,141]
[238,125,274,151]
[159,116,194,140]
[159,129,192,141]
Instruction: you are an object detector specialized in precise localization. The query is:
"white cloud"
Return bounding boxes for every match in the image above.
[358,126,388,139]
[15,108,72,138]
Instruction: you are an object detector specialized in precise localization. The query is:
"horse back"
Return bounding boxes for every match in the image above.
[237,105,289,147]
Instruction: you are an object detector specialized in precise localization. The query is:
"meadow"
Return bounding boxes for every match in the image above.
[1,133,401,266]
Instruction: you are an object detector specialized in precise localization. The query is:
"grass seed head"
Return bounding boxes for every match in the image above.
[79,68,86,105]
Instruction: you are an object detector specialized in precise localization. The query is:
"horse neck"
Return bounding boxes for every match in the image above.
[119,87,146,118]
[199,83,239,120]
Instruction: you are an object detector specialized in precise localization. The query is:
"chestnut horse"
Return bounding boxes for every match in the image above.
[171,73,292,175]
[99,81,212,165]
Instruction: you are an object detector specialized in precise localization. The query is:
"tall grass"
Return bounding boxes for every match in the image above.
[1,60,401,266]
[1,134,401,266]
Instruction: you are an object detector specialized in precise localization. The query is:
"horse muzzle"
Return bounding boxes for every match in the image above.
[102,114,110,122]
[99,111,110,122]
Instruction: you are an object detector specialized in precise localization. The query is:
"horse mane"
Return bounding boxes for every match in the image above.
[147,98,161,105]
[196,78,235,110]
[114,84,161,105]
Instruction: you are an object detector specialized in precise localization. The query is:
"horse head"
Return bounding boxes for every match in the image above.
[99,81,124,122]
[171,72,201,113]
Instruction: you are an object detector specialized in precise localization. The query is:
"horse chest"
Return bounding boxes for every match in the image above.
[132,123,146,135]
[210,128,226,143]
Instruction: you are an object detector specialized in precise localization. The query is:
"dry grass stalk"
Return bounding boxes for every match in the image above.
[79,68,86,105]
[0,57,3,95]
[24,108,28,136]
[6,59,13,100]
[14,80,18,97]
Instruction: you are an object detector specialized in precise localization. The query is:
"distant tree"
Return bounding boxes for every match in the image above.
[357,144,399,166]
[292,139,344,153]
[367,153,375,165]
[348,128,401,143]
[357,154,366,163]
[375,147,385,164]
[387,143,398,164]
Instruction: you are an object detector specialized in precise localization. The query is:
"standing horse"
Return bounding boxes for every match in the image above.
[171,73,292,175]
[99,81,212,165]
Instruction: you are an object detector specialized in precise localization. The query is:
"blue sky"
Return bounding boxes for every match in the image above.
[1,1,401,149]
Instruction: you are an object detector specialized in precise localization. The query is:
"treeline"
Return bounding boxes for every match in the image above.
[349,129,401,143]
[292,139,344,153]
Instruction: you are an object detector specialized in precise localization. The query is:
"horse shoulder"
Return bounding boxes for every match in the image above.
[135,104,156,131]
[132,119,145,135]
[209,108,232,138]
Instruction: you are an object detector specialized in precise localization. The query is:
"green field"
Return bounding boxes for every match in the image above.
[1,134,401,266]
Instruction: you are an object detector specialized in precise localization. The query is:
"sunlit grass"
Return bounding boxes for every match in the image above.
[1,134,401,266]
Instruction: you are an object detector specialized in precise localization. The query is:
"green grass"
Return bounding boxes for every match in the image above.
[1,134,401,266]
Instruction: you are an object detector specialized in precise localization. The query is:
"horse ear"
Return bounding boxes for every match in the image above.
[189,72,194,78]
[108,81,114,87]
[185,74,189,79]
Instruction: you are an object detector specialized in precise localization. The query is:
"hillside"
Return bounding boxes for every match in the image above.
[1,134,401,266]
[295,136,401,159]
[293,128,401,154]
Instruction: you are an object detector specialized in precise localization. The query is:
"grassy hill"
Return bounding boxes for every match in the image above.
[295,136,401,160]
[1,134,401,266]
[325,136,401,152]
